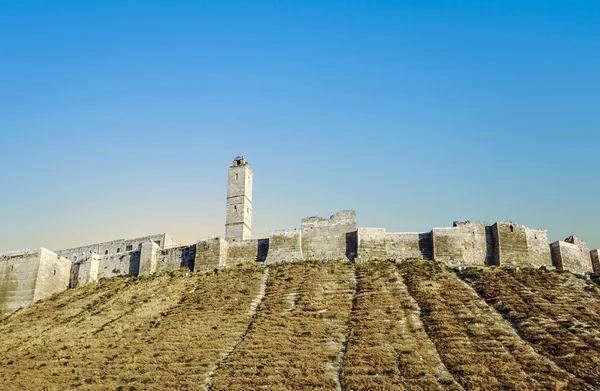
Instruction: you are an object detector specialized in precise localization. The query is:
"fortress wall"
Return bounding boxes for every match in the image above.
[195,238,228,271]
[72,253,100,288]
[432,227,463,262]
[97,251,141,279]
[525,228,552,267]
[33,248,71,302]
[55,233,176,260]
[139,242,160,276]
[453,221,491,266]
[0,249,41,309]
[492,222,550,268]
[155,245,196,272]
[550,236,593,274]
[227,240,263,266]
[265,230,303,264]
[385,232,432,260]
[301,210,357,261]
[357,228,387,261]
[591,250,600,274]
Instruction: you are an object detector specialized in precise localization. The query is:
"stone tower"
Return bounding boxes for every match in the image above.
[225,156,253,241]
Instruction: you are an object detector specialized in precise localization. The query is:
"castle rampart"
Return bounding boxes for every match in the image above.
[550,235,592,274]
[591,249,600,273]
[492,222,551,268]
[2,157,599,311]
[0,248,70,309]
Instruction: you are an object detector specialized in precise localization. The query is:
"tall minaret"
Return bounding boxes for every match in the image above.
[225,156,253,241]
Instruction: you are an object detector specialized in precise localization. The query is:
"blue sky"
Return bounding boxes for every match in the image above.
[1,1,599,252]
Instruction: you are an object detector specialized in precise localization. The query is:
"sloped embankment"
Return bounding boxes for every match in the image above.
[210,260,356,391]
[461,267,600,387]
[398,260,590,391]
[0,265,265,390]
[341,260,462,390]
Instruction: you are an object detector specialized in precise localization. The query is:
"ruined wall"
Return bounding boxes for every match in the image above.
[550,236,593,274]
[492,222,551,268]
[0,248,70,309]
[301,210,357,261]
[591,249,600,274]
[265,230,303,264]
[195,238,228,271]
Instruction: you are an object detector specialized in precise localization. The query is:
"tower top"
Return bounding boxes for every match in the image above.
[232,156,247,167]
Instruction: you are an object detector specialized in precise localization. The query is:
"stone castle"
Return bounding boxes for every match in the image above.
[1,157,599,310]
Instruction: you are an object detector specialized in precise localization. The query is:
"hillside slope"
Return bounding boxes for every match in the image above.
[1,260,599,390]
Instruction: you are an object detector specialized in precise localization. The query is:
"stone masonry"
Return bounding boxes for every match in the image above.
[2,156,599,310]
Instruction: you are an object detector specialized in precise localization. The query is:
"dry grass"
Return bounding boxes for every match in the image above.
[341,260,462,391]
[0,264,265,390]
[461,267,600,387]
[397,260,590,391]
[210,260,355,391]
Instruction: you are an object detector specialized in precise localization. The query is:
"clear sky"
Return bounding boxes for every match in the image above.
[1,1,599,252]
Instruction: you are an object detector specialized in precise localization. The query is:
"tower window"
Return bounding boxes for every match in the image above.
[234,205,237,211]
[117,248,120,253]
[235,173,239,180]
[510,225,514,233]
[105,250,108,255]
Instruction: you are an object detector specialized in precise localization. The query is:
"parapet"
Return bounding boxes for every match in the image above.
[550,235,593,274]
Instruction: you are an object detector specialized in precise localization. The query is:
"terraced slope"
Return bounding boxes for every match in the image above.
[0,265,266,390]
[211,260,356,391]
[398,260,590,390]
[341,260,462,391]
[461,267,600,387]
[1,260,600,390]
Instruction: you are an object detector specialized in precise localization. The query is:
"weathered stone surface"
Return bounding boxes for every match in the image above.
[265,230,303,264]
[225,157,253,242]
[55,233,180,261]
[492,222,551,268]
[357,228,431,261]
[301,210,357,261]
[195,238,228,271]
[139,241,160,276]
[432,222,491,266]
[591,249,600,274]
[550,236,593,274]
[227,239,267,265]
[0,248,70,309]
